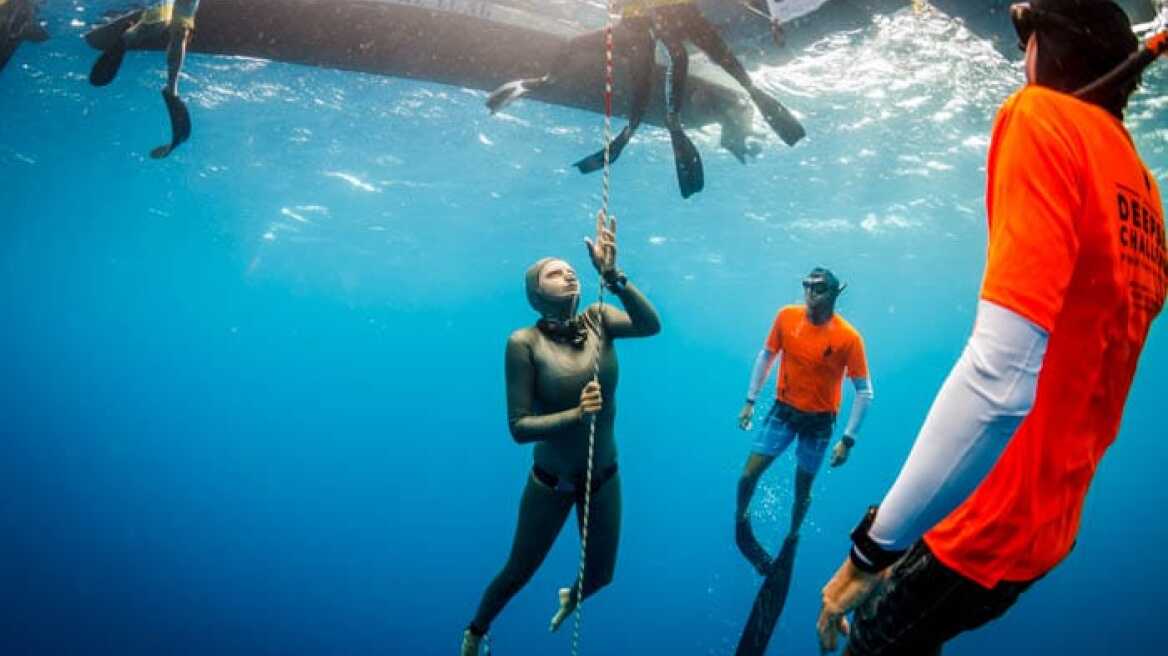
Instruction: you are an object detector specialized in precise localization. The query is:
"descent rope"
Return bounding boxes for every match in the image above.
[569,3,616,656]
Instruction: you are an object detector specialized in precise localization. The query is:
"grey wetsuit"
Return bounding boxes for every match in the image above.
[469,282,660,635]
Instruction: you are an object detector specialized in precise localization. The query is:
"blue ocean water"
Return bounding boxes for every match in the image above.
[1,2,1165,655]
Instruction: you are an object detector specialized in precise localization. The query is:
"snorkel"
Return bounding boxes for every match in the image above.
[1075,29,1168,103]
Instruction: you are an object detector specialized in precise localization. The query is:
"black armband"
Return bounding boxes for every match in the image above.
[602,269,628,293]
[848,505,907,574]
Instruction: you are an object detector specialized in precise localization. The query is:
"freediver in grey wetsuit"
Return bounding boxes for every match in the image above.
[461,212,661,656]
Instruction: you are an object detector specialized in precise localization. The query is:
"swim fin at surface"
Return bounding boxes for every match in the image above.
[149,89,191,159]
[89,41,127,87]
[667,116,704,199]
[574,124,634,174]
[749,88,805,146]
[486,76,549,114]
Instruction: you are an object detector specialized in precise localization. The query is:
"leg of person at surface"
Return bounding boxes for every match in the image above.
[151,0,200,159]
[666,2,805,146]
[573,18,654,174]
[548,473,622,631]
[87,3,165,87]
[87,1,200,158]
[735,452,777,575]
[462,475,575,654]
[648,12,703,198]
[162,9,193,99]
[486,23,613,114]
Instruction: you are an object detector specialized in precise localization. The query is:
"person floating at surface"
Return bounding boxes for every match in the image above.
[88,0,200,159]
[460,211,661,656]
[736,267,873,575]
[816,2,1166,654]
[0,0,50,74]
[487,0,804,199]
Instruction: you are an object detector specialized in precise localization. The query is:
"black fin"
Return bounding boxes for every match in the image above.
[485,76,546,114]
[735,534,800,656]
[669,126,704,199]
[89,42,127,87]
[573,125,633,174]
[150,90,191,159]
[84,11,142,51]
[750,89,805,146]
[735,518,773,576]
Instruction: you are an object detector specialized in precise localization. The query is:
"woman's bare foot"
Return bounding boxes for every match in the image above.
[548,587,575,632]
[460,629,482,656]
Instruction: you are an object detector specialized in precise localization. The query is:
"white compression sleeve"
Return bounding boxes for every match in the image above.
[868,300,1048,551]
[747,349,778,403]
[842,377,874,437]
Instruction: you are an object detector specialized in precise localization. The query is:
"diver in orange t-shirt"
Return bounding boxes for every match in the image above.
[735,267,873,575]
[817,2,1166,654]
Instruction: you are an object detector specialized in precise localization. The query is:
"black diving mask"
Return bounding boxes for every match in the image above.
[1009,1,1120,52]
[802,279,832,295]
[802,278,846,297]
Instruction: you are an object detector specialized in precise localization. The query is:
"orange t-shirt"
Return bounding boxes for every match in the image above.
[764,305,869,413]
[925,86,1167,588]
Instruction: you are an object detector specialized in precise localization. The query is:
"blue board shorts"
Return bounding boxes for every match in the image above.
[751,401,836,474]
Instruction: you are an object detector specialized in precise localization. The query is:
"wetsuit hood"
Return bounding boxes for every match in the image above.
[525,257,580,319]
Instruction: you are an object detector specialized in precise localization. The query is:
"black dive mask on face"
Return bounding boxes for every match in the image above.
[803,267,845,298]
[1010,2,1104,51]
[802,279,833,295]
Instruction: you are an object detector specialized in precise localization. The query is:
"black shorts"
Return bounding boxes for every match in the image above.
[847,541,1037,656]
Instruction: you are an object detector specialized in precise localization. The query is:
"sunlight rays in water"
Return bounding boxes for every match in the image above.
[30,1,1160,299]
